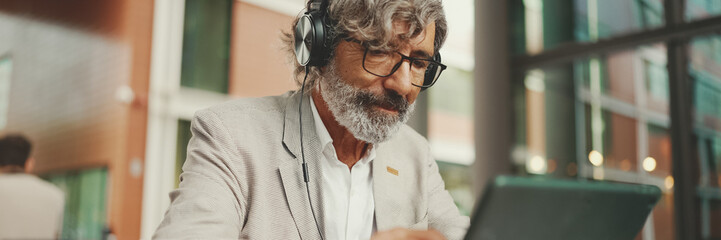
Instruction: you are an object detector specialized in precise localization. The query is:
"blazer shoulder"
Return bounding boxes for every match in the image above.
[192,92,294,128]
[203,93,289,118]
[188,93,292,150]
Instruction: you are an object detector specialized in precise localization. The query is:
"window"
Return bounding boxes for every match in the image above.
[142,1,236,237]
[513,0,665,55]
[509,0,721,238]
[180,0,233,93]
[175,120,192,188]
[686,0,721,21]
[690,34,721,239]
[0,56,11,130]
[44,168,108,239]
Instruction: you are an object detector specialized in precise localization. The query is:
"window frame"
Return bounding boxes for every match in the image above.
[141,1,233,238]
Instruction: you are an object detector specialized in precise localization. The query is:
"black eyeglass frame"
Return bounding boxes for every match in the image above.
[345,38,448,88]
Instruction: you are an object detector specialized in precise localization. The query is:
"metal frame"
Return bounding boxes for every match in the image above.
[664,1,700,239]
[512,15,721,71]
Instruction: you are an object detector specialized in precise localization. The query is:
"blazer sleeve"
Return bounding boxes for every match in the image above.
[153,110,244,239]
[425,150,470,240]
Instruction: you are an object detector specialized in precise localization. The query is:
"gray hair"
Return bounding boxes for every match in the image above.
[281,0,448,90]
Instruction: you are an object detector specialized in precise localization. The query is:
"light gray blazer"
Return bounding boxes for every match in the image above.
[153,91,469,239]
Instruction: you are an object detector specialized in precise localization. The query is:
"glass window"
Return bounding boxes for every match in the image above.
[44,168,108,239]
[180,0,232,93]
[644,58,670,114]
[512,0,664,55]
[690,35,721,189]
[428,65,475,215]
[647,124,672,178]
[513,44,672,238]
[513,64,578,177]
[509,0,721,238]
[428,66,474,164]
[175,120,192,188]
[583,107,639,173]
[690,34,721,240]
[514,45,669,177]
[574,44,669,175]
[686,0,721,21]
[0,56,11,130]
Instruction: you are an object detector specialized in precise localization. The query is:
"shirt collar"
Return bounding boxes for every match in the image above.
[310,95,334,152]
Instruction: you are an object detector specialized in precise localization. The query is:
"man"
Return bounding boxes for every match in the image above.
[0,134,65,239]
[154,0,469,239]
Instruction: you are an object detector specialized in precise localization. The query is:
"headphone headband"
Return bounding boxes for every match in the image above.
[307,0,324,12]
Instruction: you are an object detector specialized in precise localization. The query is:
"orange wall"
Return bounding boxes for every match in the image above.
[229,1,297,98]
[112,0,153,239]
[0,1,153,239]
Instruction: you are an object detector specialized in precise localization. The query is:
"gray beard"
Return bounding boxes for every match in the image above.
[318,62,416,144]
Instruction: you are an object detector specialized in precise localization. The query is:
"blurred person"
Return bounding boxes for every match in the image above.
[0,134,65,239]
[154,0,468,239]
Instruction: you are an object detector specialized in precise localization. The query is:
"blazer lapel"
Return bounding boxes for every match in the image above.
[372,144,407,231]
[279,91,326,240]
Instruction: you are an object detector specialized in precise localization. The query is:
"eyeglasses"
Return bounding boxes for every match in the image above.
[347,39,447,89]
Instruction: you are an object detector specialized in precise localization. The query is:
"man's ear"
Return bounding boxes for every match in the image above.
[24,157,35,173]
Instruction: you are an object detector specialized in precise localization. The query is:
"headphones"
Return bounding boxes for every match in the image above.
[293,0,441,90]
[294,3,328,240]
[294,0,333,67]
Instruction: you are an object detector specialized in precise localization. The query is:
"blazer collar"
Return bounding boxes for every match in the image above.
[279,90,327,239]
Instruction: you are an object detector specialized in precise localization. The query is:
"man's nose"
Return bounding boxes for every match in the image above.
[383,61,414,97]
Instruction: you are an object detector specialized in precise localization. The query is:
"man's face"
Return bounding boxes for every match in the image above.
[318,22,437,143]
[335,22,436,107]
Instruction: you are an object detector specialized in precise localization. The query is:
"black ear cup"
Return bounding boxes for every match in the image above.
[421,53,442,91]
[294,1,331,67]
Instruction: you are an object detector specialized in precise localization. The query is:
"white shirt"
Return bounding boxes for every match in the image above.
[310,96,376,240]
[0,173,65,239]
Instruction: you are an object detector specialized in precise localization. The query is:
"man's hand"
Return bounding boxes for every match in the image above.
[370,228,447,240]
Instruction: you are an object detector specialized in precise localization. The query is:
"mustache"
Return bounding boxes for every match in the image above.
[354,90,410,114]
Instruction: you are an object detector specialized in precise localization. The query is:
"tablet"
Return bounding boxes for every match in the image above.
[464,176,662,240]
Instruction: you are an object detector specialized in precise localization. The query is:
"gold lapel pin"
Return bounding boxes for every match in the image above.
[386,166,399,176]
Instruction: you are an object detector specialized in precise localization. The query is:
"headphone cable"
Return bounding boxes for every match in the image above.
[299,66,325,240]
